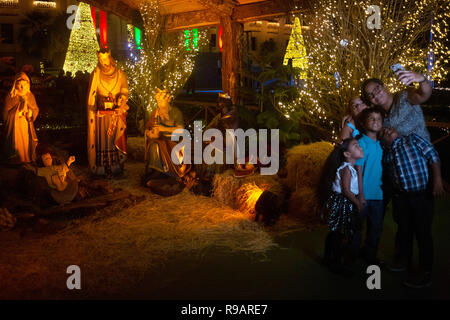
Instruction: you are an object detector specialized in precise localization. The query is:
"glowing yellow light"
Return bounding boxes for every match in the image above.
[63,2,99,76]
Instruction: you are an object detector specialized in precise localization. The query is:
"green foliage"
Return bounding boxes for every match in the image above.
[238,39,323,146]
[241,39,295,112]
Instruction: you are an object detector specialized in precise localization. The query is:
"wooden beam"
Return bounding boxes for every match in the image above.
[82,0,296,31]
[165,0,294,31]
[165,10,221,31]
[197,0,239,16]
[232,0,293,22]
[220,16,243,104]
[81,0,139,24]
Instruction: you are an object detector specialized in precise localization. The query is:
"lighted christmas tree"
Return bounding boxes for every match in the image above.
[283,17,308,79]
[63,2,99,76]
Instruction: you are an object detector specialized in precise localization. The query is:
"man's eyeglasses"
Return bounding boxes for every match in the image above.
[367,85,382,100]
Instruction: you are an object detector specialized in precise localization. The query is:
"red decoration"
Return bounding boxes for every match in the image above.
[99,9,108,48]
[91,6,96,30]
[218,25,223,52]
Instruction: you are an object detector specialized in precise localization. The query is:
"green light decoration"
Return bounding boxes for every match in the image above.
[185,30,190,51]
[283,17,308,79]
[193,28,198,49]
[184,28,199,51]
[135,27,141,50]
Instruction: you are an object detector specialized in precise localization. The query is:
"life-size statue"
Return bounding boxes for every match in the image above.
[2,72,39,164]
[87,48,129,176]
[145,88,189,179]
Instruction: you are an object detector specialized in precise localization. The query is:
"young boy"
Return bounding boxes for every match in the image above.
[352,107,384,265]
[381,127,444,288]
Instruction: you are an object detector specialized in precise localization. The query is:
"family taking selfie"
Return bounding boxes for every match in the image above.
[321,66,445,289]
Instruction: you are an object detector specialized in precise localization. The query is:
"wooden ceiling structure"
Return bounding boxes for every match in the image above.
[83,0,300,102]
[83,0,296,30]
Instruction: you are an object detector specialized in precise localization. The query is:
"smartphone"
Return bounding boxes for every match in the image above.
[390,63,405,75]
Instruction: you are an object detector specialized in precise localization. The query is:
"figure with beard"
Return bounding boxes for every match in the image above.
[145,89,189,180]
[87,48,129,176]
[2,72,39,164]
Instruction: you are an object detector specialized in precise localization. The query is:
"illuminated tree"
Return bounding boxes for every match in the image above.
[63,2,99,76]
[124,0,207,116]
[279,0,450,138]
[283,17,308,79]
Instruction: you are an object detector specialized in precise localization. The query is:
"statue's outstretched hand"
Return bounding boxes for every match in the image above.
[67,156,76,166]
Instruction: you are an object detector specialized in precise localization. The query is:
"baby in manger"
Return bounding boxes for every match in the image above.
[25,145,80,205]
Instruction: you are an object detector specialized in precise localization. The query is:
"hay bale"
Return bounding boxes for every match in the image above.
[283,141,333,220]
[284,141,333,191]
[213,170,284,214]
[236,184,264,215]
[212,170,241,207]
[288,187,321,219]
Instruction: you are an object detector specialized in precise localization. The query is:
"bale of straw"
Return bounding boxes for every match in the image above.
[283,141,333,221]
[236,184,264,215]
[284,141,334,191]
[213,170,284,215]
[212,170,241,207]
[288,187,322,219]
[0,190,279,299]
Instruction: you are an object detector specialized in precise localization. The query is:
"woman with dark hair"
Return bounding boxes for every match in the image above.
[360,70,432,141]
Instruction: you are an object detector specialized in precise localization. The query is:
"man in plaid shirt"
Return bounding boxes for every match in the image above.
[382,127,445,288]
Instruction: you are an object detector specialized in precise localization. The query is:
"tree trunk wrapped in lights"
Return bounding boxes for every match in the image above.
[124,0,207,118]
[282,0,450,139]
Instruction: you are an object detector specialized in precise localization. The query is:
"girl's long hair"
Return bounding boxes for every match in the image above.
[317,138,355,205]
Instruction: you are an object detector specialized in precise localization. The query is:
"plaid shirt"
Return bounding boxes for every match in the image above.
[383,133,440,192]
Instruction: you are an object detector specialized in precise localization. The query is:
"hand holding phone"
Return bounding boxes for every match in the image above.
[397,71,427,86]
[390,63,405,75]
[390,63,423,86]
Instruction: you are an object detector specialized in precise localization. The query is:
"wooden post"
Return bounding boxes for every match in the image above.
[220,16,243,105]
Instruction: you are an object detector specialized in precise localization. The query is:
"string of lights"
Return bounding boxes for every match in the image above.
[62,2,99,76]
[279,0,450,139]
[123,0,207,113]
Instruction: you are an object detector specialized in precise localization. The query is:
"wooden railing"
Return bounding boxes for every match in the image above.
[174,99,219,126]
